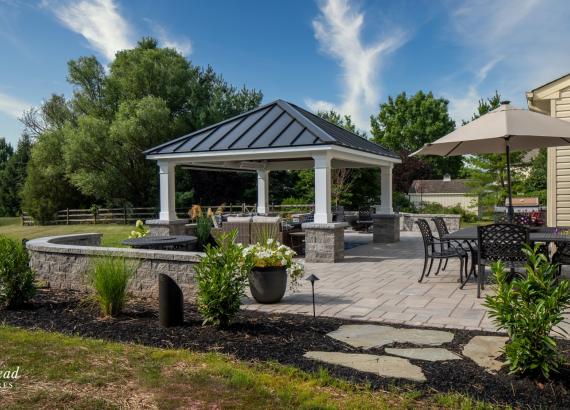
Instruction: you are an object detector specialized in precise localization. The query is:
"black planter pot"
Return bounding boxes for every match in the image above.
[248,266,288,304]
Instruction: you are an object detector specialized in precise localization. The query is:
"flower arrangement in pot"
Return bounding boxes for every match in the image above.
[242,238,304,303]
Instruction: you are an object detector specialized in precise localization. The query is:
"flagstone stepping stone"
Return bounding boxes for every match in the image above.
[384,347,461,362]
[327,324,454,349]
[462,335,508,373]
[304,351,426,382]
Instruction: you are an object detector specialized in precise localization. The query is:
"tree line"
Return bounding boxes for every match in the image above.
[0,38,546,222]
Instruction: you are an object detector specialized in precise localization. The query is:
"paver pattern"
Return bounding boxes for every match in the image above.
[243,231,570,337]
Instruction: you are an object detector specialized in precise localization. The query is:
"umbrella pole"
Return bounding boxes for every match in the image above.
[506,141,514,221]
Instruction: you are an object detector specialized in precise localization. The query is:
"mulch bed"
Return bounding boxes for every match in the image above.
[1,288,569,409]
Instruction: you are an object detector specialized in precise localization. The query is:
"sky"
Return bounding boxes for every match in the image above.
[1,0,570,146]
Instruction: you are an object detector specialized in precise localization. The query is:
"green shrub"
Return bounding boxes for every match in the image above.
[392,192,416,213]
[0,236,36,309]
[418,201,478,223]
[90,257,136,317]
[196,215,212,250]
[194,230,254,328]
[484,244,570,378]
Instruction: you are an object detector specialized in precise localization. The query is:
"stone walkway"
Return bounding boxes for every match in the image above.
[304,324,507,381]
[243,231,570,337]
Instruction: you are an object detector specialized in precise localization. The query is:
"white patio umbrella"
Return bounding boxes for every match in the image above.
[411,101,570,218]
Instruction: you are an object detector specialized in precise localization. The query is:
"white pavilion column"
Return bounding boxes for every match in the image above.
[313,154,332,223]
[158,160,177,221]
[256,169,270,215]
[147,159,188,237]
[379,165,394,214]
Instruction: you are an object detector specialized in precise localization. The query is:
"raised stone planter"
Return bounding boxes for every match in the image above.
[372,214,401,243]
[26,233,201,301]
[399,213,461,232]
[302,222,347,263]
[146,219,189,236]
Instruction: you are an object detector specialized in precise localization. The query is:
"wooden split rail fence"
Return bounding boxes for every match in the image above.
[21,204,315,226]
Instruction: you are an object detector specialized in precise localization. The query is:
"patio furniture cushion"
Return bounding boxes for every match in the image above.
[252,216,281,223]
[226,216,253,223]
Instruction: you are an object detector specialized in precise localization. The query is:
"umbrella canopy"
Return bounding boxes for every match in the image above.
[411,102,570,157]
[411,101,570,219]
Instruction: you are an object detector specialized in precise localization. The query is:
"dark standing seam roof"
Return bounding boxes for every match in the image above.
[144,100,399,159]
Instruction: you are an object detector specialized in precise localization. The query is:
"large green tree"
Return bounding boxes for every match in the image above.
[0,134,31,216]
[370,91,461,179]
[21,38,262,221]
[0,137,14,216]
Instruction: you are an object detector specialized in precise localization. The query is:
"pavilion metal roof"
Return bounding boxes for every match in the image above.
[144,99,399,159]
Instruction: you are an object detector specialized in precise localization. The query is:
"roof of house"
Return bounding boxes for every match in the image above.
[505,197,540,206]
[409,179,472,194]
[144,99,399,159]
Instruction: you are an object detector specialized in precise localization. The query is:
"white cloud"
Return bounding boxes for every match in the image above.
[308,0,407,130]
[443,0,570,122]
[0,91,33,119]
[144,19,192,56]
[46,0,133,61]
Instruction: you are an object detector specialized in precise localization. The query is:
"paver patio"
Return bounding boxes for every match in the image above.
[243,231,570,337]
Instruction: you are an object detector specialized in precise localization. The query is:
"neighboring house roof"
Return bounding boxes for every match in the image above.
[505,197,540,207]
[409,179,473,194]
[144,99,399,159]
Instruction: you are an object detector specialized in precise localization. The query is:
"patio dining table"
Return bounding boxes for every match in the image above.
[444,226,570,244]
[444,226,570,288]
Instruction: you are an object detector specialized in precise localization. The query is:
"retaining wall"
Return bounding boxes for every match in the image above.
[399,213,461,232]
[26,234,201,301]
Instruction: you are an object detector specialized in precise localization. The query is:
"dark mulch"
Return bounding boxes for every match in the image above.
[1,289,569,409]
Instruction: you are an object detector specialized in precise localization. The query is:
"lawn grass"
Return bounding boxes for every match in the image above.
[0,325,499,409]
[0,217,131,247]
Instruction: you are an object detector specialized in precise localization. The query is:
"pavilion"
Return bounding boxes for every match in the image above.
[145,99,401,261]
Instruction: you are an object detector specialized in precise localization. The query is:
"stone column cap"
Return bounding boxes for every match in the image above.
[145,219,189,225]
[302,222,348,230]
[372,213,402,219]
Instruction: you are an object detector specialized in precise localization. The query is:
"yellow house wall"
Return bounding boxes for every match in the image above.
[548,88,570,226]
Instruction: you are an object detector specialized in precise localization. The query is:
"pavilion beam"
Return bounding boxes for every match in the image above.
[313,153,332,223]
[257,169,270,215]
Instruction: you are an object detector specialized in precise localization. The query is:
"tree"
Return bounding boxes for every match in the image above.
[0,134,32,215]
[370,91,461,179]
[21,38,262,221]
[463,92,529,208]
[0,138,14,216]
[524,148,547,203]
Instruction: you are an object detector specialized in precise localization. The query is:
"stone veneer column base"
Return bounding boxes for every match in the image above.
[146,219,189,236]
[372,214,401,243]
[302,222,348,263]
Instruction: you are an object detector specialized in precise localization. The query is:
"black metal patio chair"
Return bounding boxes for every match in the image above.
[416,219,468,284]
[432,217,479,287]
[351,208,373,231]
[477,223,529,298]
[494,213,531,225]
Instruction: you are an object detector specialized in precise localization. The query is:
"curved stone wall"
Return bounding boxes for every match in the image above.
[26,233,201,301]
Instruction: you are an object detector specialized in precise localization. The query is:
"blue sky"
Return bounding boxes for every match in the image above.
[1,0,569,146]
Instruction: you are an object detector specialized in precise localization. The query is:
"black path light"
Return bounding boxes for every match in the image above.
[305,274,320,318]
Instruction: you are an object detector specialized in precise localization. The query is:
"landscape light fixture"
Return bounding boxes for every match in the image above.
[305,274,320,318]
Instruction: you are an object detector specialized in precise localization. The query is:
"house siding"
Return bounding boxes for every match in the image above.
[549,88,570,226]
